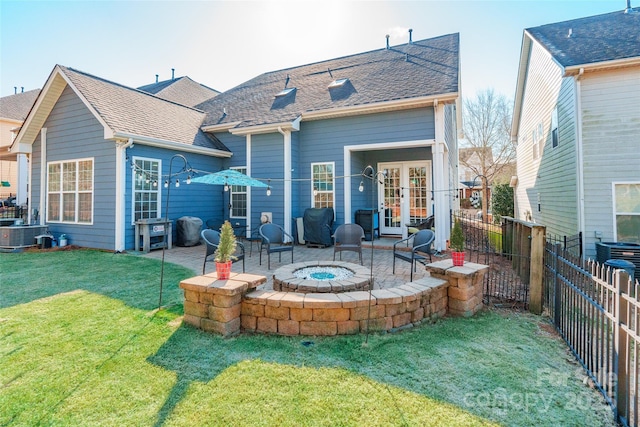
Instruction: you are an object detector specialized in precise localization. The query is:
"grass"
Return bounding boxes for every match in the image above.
[0,250,615,426]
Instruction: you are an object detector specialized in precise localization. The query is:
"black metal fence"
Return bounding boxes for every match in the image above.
[453,212,530,309]
[544,241,639,426]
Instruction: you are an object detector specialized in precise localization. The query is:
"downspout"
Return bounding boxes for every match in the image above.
[39,128,47,226]
[277,127,292,237]
[575,68,586,242]
[432,103,448,252]
[114,138,134,252]
[246,134,252,238]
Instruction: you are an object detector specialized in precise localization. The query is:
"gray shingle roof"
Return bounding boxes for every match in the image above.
[59,66,228,151]
[0,89,41,121]
[138,77,219,107]
[197,33,459,129]
[527,7,640,67]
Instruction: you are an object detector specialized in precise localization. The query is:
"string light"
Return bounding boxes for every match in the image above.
[313,187,318,196]
[358,181,364,192]
[186,175,191,185]
[153,181,157,187]
[164,180,169,188]
[175,179,180,188]
[266,179,271,196]
[224,183,229,192]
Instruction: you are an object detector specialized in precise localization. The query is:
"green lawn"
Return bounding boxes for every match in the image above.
[0,250,614,426]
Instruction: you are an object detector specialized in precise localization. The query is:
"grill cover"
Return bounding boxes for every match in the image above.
[303,208,334,246]
[176,216,203,247]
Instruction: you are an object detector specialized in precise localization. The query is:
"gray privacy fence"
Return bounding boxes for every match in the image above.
[544,242,639,427]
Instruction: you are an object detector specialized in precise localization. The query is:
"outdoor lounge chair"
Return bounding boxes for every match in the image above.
[393,229,435,281]
[259,223,294,269]
[201,229,245,274]
[333,223,365,265]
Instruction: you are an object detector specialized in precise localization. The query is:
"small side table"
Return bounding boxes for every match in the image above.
[135,218,172,252]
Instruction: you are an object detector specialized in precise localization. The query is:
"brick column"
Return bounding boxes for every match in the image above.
[180,272,266,337]
[426,260,489,317]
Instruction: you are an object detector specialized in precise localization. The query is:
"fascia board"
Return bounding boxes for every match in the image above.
[229,120,300,136]
[112,132,232,158]
[201,121,242,133]
[564,56,640,76]
[511,32,533,142]
[301,93,458,121]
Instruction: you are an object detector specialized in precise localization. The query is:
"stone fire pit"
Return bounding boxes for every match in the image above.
[272,261,372,293]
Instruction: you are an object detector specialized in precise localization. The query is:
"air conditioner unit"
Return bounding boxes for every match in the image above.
[595,241,640,275]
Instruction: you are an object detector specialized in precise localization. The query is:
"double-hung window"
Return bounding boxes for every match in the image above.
[133,157,161,222]
[311,162,334,208]
[230,167,247,218]
[614,183,640,243]
[47,158,93,223]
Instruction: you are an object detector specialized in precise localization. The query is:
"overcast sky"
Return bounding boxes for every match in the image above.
[0,0,624,100]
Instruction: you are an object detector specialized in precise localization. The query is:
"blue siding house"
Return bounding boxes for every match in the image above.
[10,31,461,252]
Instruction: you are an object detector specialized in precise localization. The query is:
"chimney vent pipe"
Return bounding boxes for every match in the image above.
[385,34,390,49]
[409,29,413,44]
[14,86,17,94]
[155,74,159,83]
[171,68,175,80]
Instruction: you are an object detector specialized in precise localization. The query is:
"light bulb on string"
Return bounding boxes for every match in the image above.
[313,187,318,196]
[153,180,157,187]
[186,175,191,185]
[224,183,229,192]
[358,181,364,192]
[266,179,271,196]
[164,180,169,188]
[175,179,180,188]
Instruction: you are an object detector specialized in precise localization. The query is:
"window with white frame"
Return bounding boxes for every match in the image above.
[532,123,544,160]
[230,166,247,218]
[312,162,334,208]
[133,157,161,222]
[614,183,640,243]
[47,158,93,223]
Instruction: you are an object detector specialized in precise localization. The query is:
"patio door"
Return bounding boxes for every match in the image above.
[378,161,431,236]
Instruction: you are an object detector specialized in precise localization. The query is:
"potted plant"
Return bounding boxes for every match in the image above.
[215,220,237,279]
[450,218,465,266]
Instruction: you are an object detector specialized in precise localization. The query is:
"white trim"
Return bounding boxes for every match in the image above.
[279,128,293,236]
[201,121,242,133]
[131,156,162,225]
[39,128,47,225]
[311,161,336,209]
[112,132,232,158]
[45,157,95,225]
[230,118,301,136]
[343,139,435,230]
[611,181,640,242]
[564,56,640,76]
[302,94,457,122]
[114,138,133,251]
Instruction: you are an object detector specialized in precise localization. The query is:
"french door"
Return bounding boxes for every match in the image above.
[378,161,431,236]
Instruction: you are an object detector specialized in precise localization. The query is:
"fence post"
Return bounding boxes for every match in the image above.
[614,269,630,423]
[529,225,545,314]
[553,243,562,326]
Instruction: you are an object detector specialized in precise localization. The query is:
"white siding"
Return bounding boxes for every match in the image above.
[581,67,640,258]
[514,40,579,238]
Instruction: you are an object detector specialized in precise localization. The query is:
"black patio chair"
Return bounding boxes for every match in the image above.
[201,229,245,274]
[333,223,365,265]
[259,223,294,269]
[392,229,435,281]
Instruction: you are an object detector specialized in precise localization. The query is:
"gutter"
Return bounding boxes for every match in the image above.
[564,56,640,76]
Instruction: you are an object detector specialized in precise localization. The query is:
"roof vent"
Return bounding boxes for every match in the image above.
[275,87,296,98]
[385,34,390,49]
[625,0,632,13]
[171,68,175,80]
[409,28,413,44]
[155,74,159,83]
[285,74,290,88]
[328,78,349,89]
[567,28,572,38]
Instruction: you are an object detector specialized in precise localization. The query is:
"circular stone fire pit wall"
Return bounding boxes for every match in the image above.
[273,261,372,293]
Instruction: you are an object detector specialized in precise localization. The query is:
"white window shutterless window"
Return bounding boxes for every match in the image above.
[132,157,161,223]
[311,162,334,208]
[230,167,247,218]
[47,158,93,223]
[614,183,640,243]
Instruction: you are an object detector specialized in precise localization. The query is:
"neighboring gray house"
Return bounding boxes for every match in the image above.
[9,31,461,252]
[511,7,640,258]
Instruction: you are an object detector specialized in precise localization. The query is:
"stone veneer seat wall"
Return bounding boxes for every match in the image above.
[180,260,488,337]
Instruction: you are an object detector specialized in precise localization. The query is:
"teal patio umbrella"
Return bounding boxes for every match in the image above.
[191,169,267,188]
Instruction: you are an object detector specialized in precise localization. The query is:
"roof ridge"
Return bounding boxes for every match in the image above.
[526,7,639,31]
[59,65,206,113]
